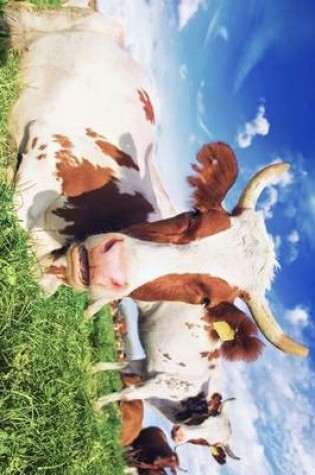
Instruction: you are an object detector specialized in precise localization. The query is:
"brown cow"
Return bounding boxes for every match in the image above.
[127,427,179,475]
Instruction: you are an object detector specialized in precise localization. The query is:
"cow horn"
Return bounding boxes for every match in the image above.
[223,444,241,461]
[236,162,290,211]
[220,397,236,413]
[244,296,308,357]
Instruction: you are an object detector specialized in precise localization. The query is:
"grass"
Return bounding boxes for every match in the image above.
[0,1,125,473]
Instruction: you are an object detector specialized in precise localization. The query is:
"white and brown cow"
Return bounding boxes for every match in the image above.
[8,2,307,357]
[93,299,263,408]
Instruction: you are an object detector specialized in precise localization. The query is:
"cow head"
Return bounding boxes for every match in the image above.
[171,395,240,465]
[66,142,307,357]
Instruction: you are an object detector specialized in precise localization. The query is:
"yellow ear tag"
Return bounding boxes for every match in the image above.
[210,446,220,456]
[212,321,235,342]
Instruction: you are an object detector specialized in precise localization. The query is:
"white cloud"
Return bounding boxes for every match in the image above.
[285,306,309,328]
[237,105,270,148]
[217,25,229,42]
[177,0,204,30]
[287,230,300,244]
[179,63,188,80]
[204,7,229,46]
[259,186,278,219]
[196,86,214,139]
[285,230,300,264]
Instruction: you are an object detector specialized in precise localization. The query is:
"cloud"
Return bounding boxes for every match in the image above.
[196,85,214,139]
[179,63,188,80]
[177,0,204,30]
[287,230,300,244]
[285,230,300,263]
[259,186,278,219]
[237,105,270,148]
[217,25,229,42]
[285,306,309,328]
[204,7,229,46]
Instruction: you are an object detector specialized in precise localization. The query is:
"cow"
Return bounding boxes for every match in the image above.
[7,2,307,358]
[92,300,262,411]
[126,427,179,475]
[119,394,238,470]
[171,395,240,464]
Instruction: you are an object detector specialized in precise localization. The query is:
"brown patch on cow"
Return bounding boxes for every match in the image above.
[37,154,47,160]
[187,438,209,447]
[85,127,105,139]
[207,349,221,361]
[204,302,264,362]
[201,351,209,359]
[163,353,172,360]
[185,322,195,329]
[55,149,113,197]
[209,364,216,369]
[178,362,186,367]
[53,177,154,240]
[125,208,231,244]
[121,373,144,388]
[53,134,73,149]
[39,144,47,151]
[95,139,139,171]
[119,400,144,446]
[45,265,68,283]
[138,89,156,124]
[188,142,238,211]
[131,274,239,306]
[31,137,38,149]
[129,427,179,473]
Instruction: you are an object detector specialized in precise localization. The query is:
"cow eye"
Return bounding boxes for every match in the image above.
[189,208,201,220]
[201,297,210,307]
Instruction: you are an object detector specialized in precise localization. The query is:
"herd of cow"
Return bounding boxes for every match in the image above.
[6,1,308,473]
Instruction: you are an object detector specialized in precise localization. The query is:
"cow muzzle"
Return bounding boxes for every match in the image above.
[67,235,129,294]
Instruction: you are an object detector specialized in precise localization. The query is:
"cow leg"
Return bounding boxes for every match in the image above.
[62,1,96,8]
[91,361,127,373]
[94,374,197,411]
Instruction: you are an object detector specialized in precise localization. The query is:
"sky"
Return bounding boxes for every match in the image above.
[98,1,315,473]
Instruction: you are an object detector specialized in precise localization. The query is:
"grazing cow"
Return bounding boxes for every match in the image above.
[127,427,179,475]
[7,2,307,357]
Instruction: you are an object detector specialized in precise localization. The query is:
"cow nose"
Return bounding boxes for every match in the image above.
[89,237,128,291]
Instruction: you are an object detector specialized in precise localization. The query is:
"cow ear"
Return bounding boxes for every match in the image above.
[208,302,264,362]
[187,142,238,211]
[210,446,227,465]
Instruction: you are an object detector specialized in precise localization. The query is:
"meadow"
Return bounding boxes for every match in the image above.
[0,1,125,473]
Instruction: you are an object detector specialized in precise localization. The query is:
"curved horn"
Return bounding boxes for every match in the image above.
[223,444,241,461]
[244,296,308,357]
[236,162,290,211]
[220,397,236,414]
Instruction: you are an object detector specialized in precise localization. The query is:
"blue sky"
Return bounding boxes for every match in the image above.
[100,1,315,473]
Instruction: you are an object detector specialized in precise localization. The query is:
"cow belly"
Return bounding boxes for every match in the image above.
[10,31,154,174]
[138,302,211,378]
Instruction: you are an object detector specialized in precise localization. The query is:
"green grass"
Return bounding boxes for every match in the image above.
[0,1,125,473]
